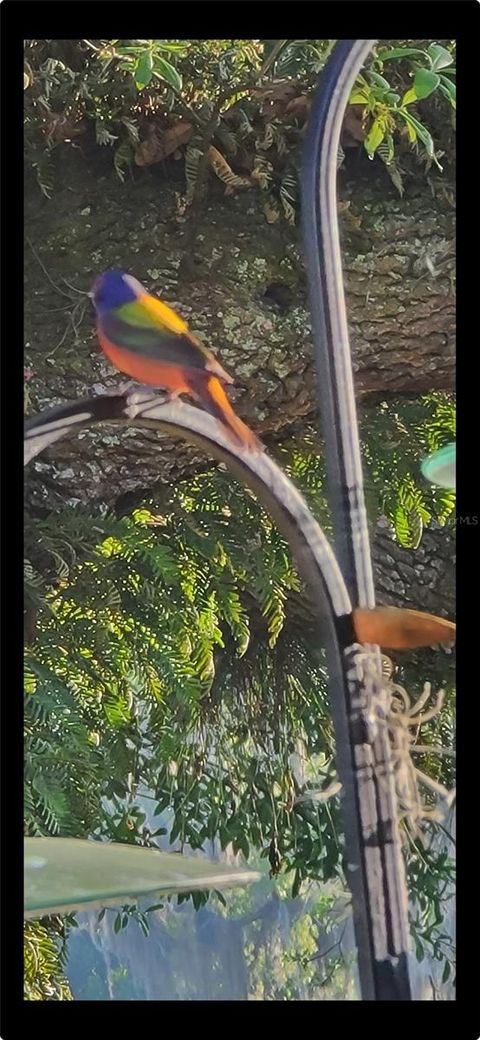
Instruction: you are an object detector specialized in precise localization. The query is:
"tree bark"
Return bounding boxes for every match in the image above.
[24,153,455,512]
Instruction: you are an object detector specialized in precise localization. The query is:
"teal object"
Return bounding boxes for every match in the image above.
[421,443,455,490]
[25,838,261,920]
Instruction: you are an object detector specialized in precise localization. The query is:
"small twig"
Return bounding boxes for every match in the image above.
[433,820,456,847]
[49,325,70,356]
[38,304,73,315]
[217,40,290,110]
[25,236,73,299]
[47,297,88,356]
[405,696,446,727]
[410,744,455,758]
[414,769,455,804]
[309,923,347,963]
[60,277,90,296]
[70,297,88,337]
[406,681,436,717]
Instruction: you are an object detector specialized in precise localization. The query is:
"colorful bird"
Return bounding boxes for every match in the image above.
[92,270,261,452]
[352,606,455,650]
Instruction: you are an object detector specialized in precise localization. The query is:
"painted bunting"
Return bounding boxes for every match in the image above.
[92,270,261,452]
[352,606,455,650]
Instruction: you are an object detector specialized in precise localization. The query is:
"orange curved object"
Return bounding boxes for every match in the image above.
[352,606,456,650]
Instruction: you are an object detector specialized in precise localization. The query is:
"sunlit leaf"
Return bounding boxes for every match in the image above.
[413,68,441,100]
[152,56,182,91]
[134,50,153,90]
[377,47,427,62]
[364,117,386,156]
[427,44,454,71]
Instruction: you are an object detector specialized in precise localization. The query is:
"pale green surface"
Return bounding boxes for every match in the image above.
[25,838,260,919]
[420,442,455,489]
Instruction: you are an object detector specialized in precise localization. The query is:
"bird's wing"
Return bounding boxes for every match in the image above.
[100,308,233,383]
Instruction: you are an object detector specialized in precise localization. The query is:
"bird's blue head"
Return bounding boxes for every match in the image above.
[92,270,144,315]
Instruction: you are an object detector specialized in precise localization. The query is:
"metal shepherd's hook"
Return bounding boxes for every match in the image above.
[302,39,412,999]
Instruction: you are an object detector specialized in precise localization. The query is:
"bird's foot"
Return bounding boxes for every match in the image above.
[94,380,150,399]
[163,389,184,404]
[126,386,185,407]
[95,382,184,406]
[119,381,158,399]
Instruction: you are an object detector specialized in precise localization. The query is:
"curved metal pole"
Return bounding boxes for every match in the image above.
[302,39,376,606]
[25,390,408,999]
[302,41,412,999]
[24,394,352,625]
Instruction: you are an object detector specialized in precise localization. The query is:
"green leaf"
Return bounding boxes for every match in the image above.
[398,109,417,142]
[154,42,188,54]
[402,111,442,167]
[401,87,418,107]
[291,868,302,899]
[415,941,425,962]
[379,133,395,164]
[114,141,133,184]
[413,68,441,100]
[438,76,456,107]
[116,47,146,55]
[394,504,423,549]
[377,47,427,62]
[364,117,386,156]
[191,890,207,910]
[349,90,370,106]
[427,44,454,71]
[232,832,250,859]
[169,815,182,845]
[152,56,182,92]
[134,51,153,90]
[442,959,451,983]
[368,71,391,90]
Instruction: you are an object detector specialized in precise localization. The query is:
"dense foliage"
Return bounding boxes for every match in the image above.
[24,394,455,996]
[24,39,455,215]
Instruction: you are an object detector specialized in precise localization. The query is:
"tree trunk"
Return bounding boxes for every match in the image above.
[25,153,455,513]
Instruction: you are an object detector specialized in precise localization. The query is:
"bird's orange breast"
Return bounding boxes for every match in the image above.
[98,331,192,392]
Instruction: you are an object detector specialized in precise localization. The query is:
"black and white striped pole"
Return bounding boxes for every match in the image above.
[302,39,412,1000]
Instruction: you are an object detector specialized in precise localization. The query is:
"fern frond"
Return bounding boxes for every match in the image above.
[114,140,134,183]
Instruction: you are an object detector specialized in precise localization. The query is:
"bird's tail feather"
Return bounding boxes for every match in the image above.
[196,375,263,453]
